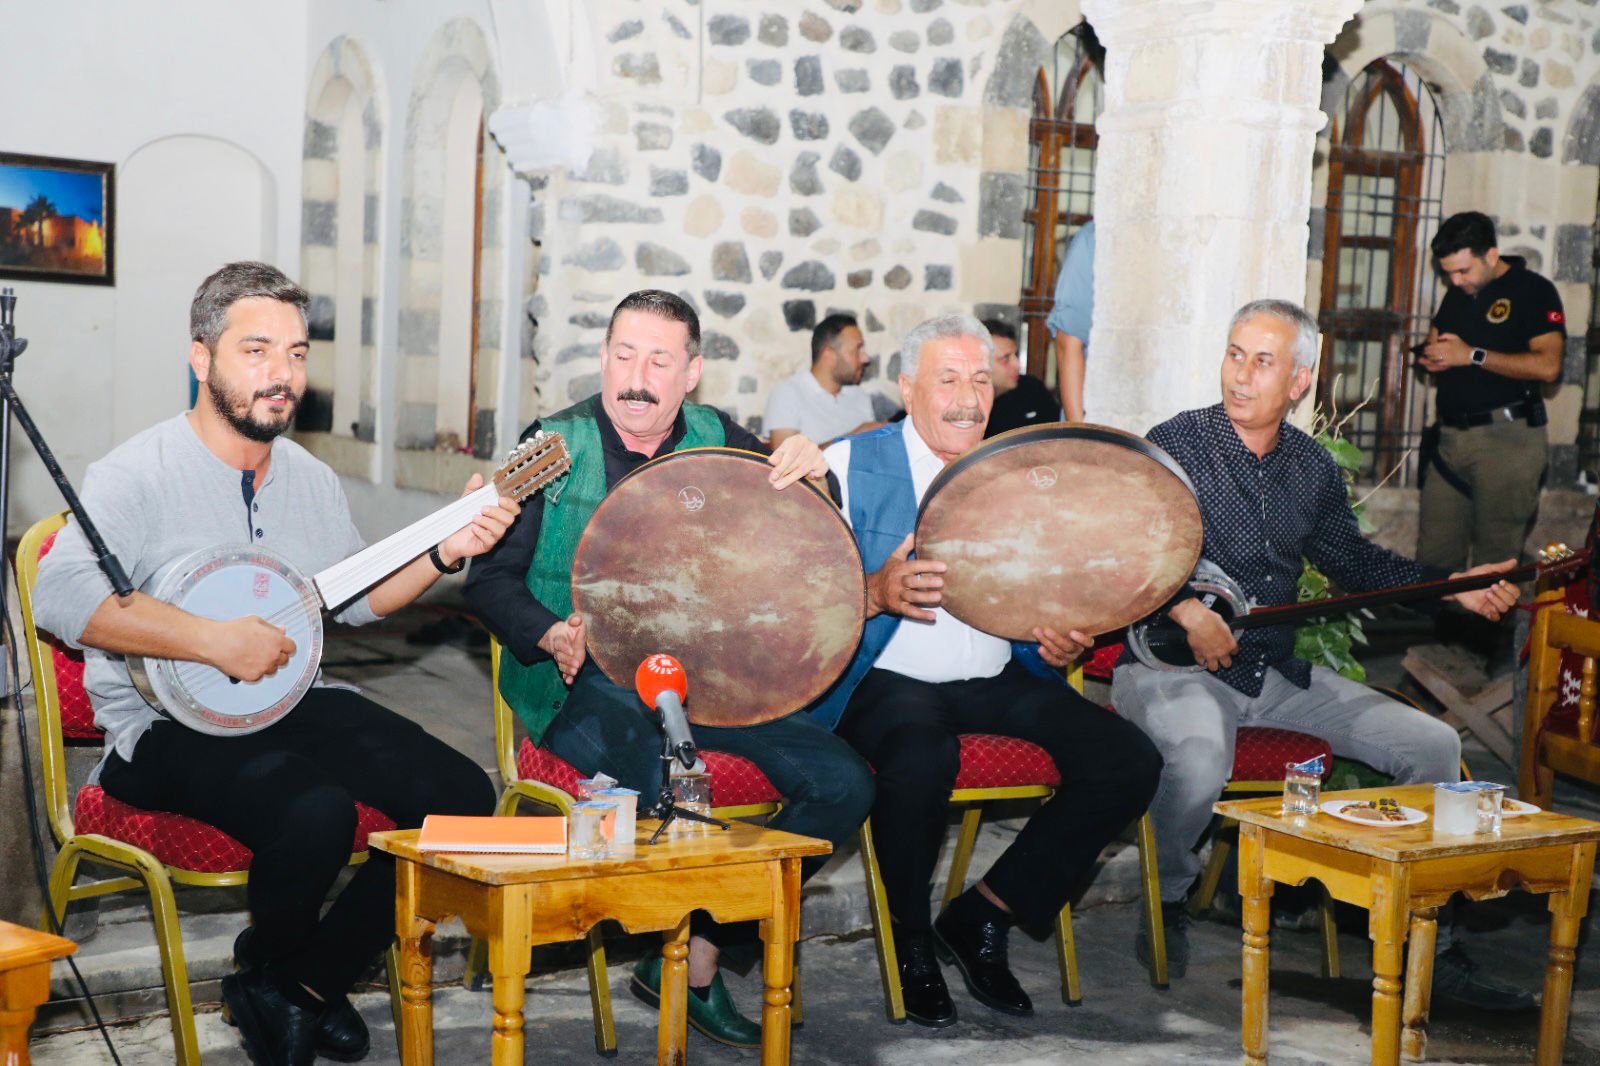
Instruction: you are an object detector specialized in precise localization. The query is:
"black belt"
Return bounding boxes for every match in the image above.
[1439,401,1534,429]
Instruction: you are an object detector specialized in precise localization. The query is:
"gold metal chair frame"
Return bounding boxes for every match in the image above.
[1522,581,1600,809]
[470,639,787,1055]
[857,664,1170,1024]
[18,511,400,1065]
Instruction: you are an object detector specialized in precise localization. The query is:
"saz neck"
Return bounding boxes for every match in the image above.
[311,483,499,610]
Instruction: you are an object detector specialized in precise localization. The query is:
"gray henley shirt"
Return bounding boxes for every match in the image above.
[33,413,378,764]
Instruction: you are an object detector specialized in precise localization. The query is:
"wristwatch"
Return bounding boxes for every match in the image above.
[1470,347,1487,366]
[429,544,465,575]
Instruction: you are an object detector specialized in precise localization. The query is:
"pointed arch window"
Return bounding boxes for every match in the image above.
[1316,58,1446,482]
[1019,25,1102,380]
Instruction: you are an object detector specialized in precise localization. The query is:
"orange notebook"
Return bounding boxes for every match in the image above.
[416,815,567,854]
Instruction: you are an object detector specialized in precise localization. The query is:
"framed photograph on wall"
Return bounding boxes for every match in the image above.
[0,152,115,286]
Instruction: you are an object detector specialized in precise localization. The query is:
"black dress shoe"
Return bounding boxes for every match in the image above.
[221,967,319,1066]
[893,924,957,1028]
[232,927,371,1061]
[933,907,1033,1016]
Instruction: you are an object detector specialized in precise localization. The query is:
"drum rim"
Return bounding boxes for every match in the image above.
[572,445,867,724]
[915,422,1199,531]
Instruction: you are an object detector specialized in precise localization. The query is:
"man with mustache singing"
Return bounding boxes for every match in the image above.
[465,289,873,1048]
[807,314,1162,1027]
[34,262,520,1066]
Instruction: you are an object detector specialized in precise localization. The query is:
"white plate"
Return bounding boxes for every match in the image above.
[1319,799,1427,827]
[1500,798,1540,817]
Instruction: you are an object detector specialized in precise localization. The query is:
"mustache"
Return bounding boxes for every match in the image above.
[942,407,984,424]
[255,386,295,402]
[616,388,660,405]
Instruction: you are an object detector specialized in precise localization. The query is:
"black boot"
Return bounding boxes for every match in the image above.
[892,923,957,1028]
[933,900,1032,1016]
[221,966,319,1066]
[232,927,371,1061]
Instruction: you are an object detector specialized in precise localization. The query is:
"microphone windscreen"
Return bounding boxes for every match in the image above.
[635,653,688,707]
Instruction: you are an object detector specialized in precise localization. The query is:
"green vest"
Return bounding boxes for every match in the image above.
[497,395,726,743]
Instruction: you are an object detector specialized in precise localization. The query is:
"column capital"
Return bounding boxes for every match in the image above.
[1082,0,1363,49]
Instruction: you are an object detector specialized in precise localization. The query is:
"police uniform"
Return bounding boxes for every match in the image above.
[1418,255,1564,570]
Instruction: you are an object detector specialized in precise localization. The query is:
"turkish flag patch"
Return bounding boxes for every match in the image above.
[1549,310,1565,324]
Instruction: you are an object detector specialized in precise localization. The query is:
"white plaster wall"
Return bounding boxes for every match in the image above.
[0,2,308,536]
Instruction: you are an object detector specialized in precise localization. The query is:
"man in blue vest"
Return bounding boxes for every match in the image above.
[466,290,874,1047]
[811,313,1163,1027]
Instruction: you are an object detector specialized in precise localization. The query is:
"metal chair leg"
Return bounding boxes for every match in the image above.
[139,854,201,1066]
[1136,812,1170,989]
[584,925,617,1055]
[1191,836,1232,917]
[42,842,84,933]
[1054,902,1082,1006]
[858,821,905,1023]
[942,806,984,907]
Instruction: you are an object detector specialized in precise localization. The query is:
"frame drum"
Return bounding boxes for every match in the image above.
[914,424,1203,641]
[572,448,866,726]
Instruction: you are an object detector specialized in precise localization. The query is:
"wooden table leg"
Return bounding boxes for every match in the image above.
[0,959,52,1066]
[759,857,801,1066]
[1239,824,1274,1066]
[488,887,534,1066]
[1368,863,1411,1066]
[1401,907,1438,1062]
[397,860,437,1066]
[1536,841,1596,1066]
[658,915,691,1066]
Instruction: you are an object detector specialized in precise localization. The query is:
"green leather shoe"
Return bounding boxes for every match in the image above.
[630,954,762,1049]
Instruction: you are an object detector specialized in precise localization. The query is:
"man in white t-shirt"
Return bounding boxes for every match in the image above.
[764,313,881,446]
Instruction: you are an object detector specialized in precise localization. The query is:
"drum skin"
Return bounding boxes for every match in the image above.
[914,424,1203,641]
[572,448,866,726]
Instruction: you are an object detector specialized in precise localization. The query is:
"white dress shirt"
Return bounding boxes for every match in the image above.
[824,419,1011,684]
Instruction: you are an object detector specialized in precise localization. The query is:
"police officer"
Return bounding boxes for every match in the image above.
[1417,211,1564,570]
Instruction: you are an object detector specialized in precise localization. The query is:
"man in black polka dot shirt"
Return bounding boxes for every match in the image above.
[1113,299,1527,1009]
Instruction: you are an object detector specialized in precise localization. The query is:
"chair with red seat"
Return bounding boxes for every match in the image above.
[1521,567,1600,808]
[857,660,1171,1023]
[18,512,401,1065]
[465,638,787,1054]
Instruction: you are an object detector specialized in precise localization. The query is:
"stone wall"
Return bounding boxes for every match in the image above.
[523,0,1074,435]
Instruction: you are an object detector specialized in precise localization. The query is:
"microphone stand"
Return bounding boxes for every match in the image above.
[646,737,732,844]
[0,288,133,664]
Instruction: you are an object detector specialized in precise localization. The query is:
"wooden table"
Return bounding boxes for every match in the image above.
[0,921,75,1066]
[1217,785,1598,1066]
[370,822,830,1066]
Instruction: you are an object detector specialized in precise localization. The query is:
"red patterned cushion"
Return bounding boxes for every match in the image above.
[952,734,1060,790]
[1082,641,1125,681]
[1549,575,1595,741]
[516,740,782,808]
[73,787,396,873]
[36,531,100,740]
[1231,727,1333,782]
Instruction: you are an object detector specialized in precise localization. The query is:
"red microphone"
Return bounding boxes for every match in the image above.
[636,654,697,768]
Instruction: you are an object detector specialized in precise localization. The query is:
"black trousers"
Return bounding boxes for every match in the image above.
[838,662,1163,931]
[100,688,494,1000]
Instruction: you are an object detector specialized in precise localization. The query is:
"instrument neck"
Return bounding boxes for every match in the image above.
[311,483,499,609]
[1236,560,1544,630]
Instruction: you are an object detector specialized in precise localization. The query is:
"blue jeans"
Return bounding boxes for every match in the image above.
[542,662,874,885]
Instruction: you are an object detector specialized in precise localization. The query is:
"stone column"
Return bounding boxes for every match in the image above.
[1079,0,1363,434]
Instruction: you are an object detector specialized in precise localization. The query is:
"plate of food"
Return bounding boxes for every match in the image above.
[1320,797,1427,827]
[1499,797,1540,817]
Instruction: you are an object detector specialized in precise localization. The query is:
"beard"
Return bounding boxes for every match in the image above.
[206,368,300,443]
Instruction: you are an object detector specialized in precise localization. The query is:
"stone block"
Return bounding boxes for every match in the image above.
[800,12,832,42]
[364,194,379,244]
[889,30,920,53]
[759,14,788,46]
[303,119,336,161]
[307,294,336,342]
[891,65,920,99]
[885,265,912,290]
[832,187,883,229]
[1555,223,1593,283]
[836,68,870,93]
[398,308,440,357]
[761,251,784,280]
[978,172,1024,239]
[728,151,781,196]
[581,146,628,184]
[567,371,601,402]
[1521,58,1540,87]
[567,311,609,329]
[849,107,896,154]
[748,58,782,86]
[650,168,688,197]
[1562,334,1587,385]
[709,15,750,46]
[558,195,663,225]
[929,57,964,98]
[562,238,624,271]
[302,200,337,247]
[866,310,886,334]
[361,297,375,346]
[741,207,778,238]
[791,109,831,140]
[913,209,958,236]
[1500,89,1525,118]
[607,19,643,43]
[397,401,438,449]
[635,121,672,151]
[981,106,1029,171]
[685,195,724,238]
[664,12,692,40]
[783,260,836,291]
[1502,4,1528,23]
[1536,97,1558,120]
[706,290,747,317]
[932,182,963,203]
[790,208,822,237]
[841,26,876,53]
[928,18,954,45]
[783,300,817,331]
[704,57,738,95]
[848,269,873,288]
[1531,127,1554,158]
[796,56,824,96]
[1483,47,1515,74]
[934,107,980,164]
[791,151,824,195]
[983,17,1047,108]
[614,52,662,85]
[701,332,739,361]
[692,144,722,181]
[1467,6,1494,39]
[925,265,952,290]
[726,107,781,145]
[739,375,759,394]
[712,242,752,282]
[1547,60,1574,88]
[1395,8,1432,51]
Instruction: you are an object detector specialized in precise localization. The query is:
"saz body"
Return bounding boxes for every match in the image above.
[128,432,570,735]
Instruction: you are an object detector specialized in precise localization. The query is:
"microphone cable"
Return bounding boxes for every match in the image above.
[5,561,124,1066]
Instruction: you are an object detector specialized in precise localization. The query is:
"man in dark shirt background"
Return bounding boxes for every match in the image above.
[1417,211,1563,571]
[982,318,1060,437]
[1112,299,1523,1008]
